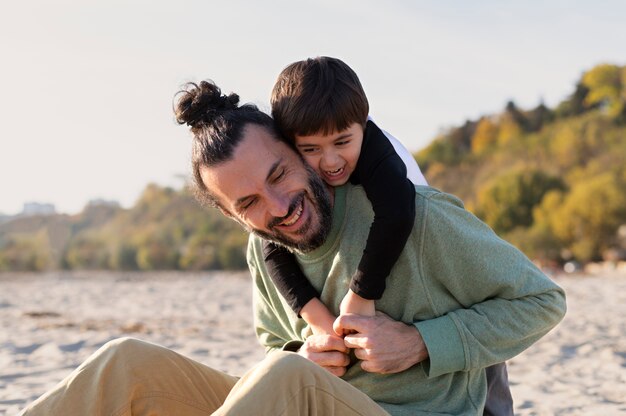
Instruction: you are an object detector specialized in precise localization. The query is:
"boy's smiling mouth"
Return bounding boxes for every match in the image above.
[322,167,347,181]
[325,167,344,176]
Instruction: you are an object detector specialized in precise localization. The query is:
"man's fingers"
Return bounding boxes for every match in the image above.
[352,346,371,361]
[360,360,385,374]
[333,313,371,335]
[325,365,347,377]
[312,351,350,368]
[298,334,351,375]
[306,334,348,353]
[300,348,350,368]
[343,333,369,349]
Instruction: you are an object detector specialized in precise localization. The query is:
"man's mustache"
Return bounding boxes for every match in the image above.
[267,192,305,229]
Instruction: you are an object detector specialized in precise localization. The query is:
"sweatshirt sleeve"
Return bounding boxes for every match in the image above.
[349,121,416,299]
[414,192,567,378]
[247,236,305,354]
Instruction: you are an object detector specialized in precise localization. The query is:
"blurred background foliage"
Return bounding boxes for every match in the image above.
[417,63,626,265]
[1,63,625,271]
[0,184,248,272]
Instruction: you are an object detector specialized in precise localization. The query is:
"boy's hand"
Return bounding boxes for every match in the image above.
[339,289,375,317]
[336,289,375,335]
[309,320,336,336]
[300,297,337,336]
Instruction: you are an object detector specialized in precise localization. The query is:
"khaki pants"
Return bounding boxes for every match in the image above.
[21,337,390,416]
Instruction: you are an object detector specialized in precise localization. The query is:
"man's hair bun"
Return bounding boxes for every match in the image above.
[174,80,240,129]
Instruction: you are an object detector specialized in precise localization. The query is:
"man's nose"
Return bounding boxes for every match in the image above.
[266,190,291,218]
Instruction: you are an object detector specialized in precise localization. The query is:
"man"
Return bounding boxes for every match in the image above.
[21,81,565,415]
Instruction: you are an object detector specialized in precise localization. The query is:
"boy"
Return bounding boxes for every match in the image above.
[266,56,513,415]
[265,56,426,335]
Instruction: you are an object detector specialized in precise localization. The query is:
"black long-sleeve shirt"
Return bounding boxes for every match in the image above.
[263,120,416,314]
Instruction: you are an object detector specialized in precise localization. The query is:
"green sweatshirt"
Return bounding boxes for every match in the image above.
[247,184,566,415]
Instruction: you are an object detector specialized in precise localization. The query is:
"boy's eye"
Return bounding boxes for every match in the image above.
[336,140,351,146]
[301,147,319,154]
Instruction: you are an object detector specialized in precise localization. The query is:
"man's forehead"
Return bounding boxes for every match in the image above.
[201,125,297,205]
[237,125,285,159]
[230,125,294,173]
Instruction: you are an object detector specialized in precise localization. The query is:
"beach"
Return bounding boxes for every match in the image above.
[1,271,625,415]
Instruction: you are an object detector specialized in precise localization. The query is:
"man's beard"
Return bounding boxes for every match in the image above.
[251,165,332,253]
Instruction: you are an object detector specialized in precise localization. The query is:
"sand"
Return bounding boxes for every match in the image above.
[1,271,625,415]
[0,271,265,416]
[507,271,626,415]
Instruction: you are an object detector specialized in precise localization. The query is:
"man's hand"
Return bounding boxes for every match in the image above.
[334,312,429,374]
[297,334,350,377]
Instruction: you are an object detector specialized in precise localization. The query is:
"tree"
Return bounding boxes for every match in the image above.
[109,243,139,270]
[550,124,585,169]
[549,173,626,261]
[217,233,249,270]
[527,101,554,132]
[447,120,476,152]
[555,82,591,118]
[582,64,625,120]
[475,170,565,235]
[135,233,180,271]
[0,237,49,271]
[471,117,498,155]
[496,115,523,146]
[505,100,529,131]
[179,233,220,270]
[64,236,109,270]
[416,135,459,171]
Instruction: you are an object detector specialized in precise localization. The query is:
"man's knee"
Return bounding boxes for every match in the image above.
[103,336,142,348]
[264,350,311,367]
[100,337,150,357]
[257,351,319,380]
[94,337,163,375]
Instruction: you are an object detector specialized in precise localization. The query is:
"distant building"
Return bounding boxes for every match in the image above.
[87,199,121,208]
[22,202,56,216]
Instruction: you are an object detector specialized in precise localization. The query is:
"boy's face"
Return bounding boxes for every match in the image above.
[294,123,364,187]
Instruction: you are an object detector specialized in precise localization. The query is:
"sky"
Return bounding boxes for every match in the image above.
[1,0,624,215]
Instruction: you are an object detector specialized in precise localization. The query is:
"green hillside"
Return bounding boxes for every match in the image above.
[0,185,248,272]
[416,63,626,264]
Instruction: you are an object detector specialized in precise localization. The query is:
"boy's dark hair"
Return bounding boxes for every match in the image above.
[271,56,369,141]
